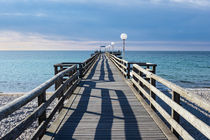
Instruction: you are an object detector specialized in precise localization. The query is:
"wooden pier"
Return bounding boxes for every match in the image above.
[43,54,169,139]
[0,52,209,140]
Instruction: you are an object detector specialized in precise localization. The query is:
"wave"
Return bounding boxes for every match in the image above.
[180,80,195,84]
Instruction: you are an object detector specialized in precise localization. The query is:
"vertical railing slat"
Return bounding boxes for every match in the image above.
[38,90,46,139]
[171,91,180,138]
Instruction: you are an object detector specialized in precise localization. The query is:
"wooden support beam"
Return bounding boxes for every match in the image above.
[127,63,131,79]
[171,91,180,138]
[150,78,156,111]
[38,91,46,125]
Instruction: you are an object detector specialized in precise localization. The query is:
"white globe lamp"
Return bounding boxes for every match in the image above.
[120,33,127,59]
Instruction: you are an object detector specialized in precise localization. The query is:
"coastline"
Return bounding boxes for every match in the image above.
[0,92,53,96]
[186,88,210,102]
[0,94,57,139]
[1,88,209,101]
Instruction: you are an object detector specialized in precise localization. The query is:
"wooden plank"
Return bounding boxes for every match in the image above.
[32,79,79,139]
[133,64,210,113]
[126,79,177,140]
[132,71,210,139]
[131,78,193,140]
[44,54,168,140]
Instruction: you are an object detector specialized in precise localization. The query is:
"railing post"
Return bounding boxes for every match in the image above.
[152,65,156,74]
[132,67,138,91]
[150,65,156,110]
[171,91,180,138]
[55,65,64,90]
[57,66,64,112]
[54,65,58,75]
[127,63,131,79]
[139,70,143,96]
[150,78,156,110]
[60,65,64,85]
[38,90,46,130]
[38,91,46,124]
[79,63,83,78]
[54,65,58,90]
[123,61,126,78]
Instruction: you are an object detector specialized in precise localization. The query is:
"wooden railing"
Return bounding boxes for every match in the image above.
[107,52,210,140]
[107,53,128,77]
[107,53,157,78]
[0,53,99,139]
[54,52,99,79]
[131,64,210,139]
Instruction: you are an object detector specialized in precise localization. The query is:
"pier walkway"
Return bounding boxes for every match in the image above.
[1,52,209,140]
[43,54,167,139]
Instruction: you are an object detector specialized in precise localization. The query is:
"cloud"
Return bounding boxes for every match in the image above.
[170,0,210,6]
[0,31,209,51]
[46,0,210,7]
[1,0,210,7]
[0,31,100,50]
[0,12,47,17]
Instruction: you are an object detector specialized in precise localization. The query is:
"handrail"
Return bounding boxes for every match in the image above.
[0,65,77,121]
[0,53,100,139]
[107,53,128,77]
[133,64,210,112]
[107,52,157,78]
[82,53,99,76]
[0,64,78,139]
[106,52,210,139]
[131,64,210,139]
[54,53,99,78]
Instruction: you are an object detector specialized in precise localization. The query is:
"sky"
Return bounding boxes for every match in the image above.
[0,0,210,50]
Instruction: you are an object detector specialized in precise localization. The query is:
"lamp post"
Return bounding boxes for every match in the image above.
[108,45,111,52]
[120,33,127,59]
[111,42,115,53]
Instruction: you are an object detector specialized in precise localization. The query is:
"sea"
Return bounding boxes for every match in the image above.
[0,51,210,93]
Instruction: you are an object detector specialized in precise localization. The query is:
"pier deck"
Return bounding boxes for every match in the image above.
[43,54,167,139]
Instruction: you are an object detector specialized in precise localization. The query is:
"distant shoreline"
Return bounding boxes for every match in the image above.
[0,92,53,96]
[0,88,209,102]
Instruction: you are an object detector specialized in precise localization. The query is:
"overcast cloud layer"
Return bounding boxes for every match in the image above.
[0,0,210,50]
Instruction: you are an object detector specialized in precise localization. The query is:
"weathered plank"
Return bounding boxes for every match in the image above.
[132,70,210,139]
[43,54,174,140]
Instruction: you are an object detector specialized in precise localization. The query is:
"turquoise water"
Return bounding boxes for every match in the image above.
[0,51,210,92]
[0,51,92,92]
[125,51,210,88]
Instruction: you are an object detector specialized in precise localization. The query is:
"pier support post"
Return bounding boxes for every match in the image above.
[54,65,64,90]
[150,66,156,111]
[124,61,127,78]
[139,71,143,96]
[171,91,180,138]
[150,77,156,110]
[54,65,58,90]
[38,90,46,131]
[127,63,131,79]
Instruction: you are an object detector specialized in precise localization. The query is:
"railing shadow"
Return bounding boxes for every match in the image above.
[99,57,105,80]
[49,54,141,139]
[94,88,113,139]
[86,56,100,80]
[115,90,141,139]
[51,57,100,139]
[105,57,115,82]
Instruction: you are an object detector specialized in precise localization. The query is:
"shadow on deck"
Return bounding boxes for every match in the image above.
[43,54,167,140]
